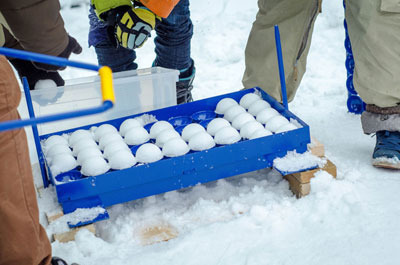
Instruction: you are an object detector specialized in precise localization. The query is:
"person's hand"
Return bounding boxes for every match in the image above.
[112,7,160,50]
[32,35,82,72]
[9,59,65,89]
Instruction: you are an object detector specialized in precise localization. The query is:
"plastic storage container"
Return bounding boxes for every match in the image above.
[29,67,179,135]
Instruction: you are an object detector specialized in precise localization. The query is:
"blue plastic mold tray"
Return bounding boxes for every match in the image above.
[40,88,311,218]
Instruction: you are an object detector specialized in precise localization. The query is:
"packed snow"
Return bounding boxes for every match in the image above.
[239,93,261,109]
[188,131,216,151]
[215,97,238,114]
[18,0,400,264]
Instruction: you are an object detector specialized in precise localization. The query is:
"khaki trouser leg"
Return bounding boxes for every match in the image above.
[0,56,51,265]
[345,0,400,133]
[243,0,321,102]
[346,0,400,108]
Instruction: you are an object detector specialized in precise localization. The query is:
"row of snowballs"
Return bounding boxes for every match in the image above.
[43,92,297,178]
[213,92,298,139]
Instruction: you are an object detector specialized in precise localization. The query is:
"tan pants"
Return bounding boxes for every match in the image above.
[243,0,400,127]
[0,56,51,265]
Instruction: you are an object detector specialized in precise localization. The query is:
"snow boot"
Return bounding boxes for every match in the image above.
[372,130,400,169]
[176,62,195,104]
[52,257,79,265]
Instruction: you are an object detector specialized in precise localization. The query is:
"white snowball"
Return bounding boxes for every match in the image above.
[275,123,298,133]
[248,100,271,116]
[46,144,72,158]
[265,115,289,132]
[249,129,273,140]
[240,121,265,139]
[150,121,174,139]
[34,79,57,90]
[232,113,256,130]
[77,147,103,165]
[256,108,280,124]
[239,93,261,109]
[72,138,98,157]
[50,154,77,176]
[108,150,137,169]
[103,141,130,159]
[99,133,123,150]
[119,119,142,137]
[124,127,150,146]
[94,124,118,141]
[155,129,181,148]
[44,135,68,151]
[181,123,206,142]
[206,118,231,136]
[69,129,93,147]
[215,98,238,114]
[163,138,190,157]
[136,143,163,163]
[224,105,246,122]
[214,126,241,145]
[189,132,215,151]
[81,156,110,176]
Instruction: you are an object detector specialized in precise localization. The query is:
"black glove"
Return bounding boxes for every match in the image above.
[9,58,65,89]
[32,35,82,72]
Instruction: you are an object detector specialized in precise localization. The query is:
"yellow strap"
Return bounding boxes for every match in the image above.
[99,66,115,104]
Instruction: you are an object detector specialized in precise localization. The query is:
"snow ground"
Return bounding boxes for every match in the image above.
[24,0,400,264]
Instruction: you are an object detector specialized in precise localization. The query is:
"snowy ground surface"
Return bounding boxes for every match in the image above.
[21,0,400,264]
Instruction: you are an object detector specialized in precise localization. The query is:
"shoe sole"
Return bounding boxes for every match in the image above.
[372,160,400,170]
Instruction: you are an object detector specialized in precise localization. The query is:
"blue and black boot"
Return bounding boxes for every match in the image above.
[372,130,400,169]
[176,61,195,104]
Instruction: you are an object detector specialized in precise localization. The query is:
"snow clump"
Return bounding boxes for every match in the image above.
[163,138,190,157]
[81,156,110,176]
[248,100,271,116]
[150,121,174,139]
[214,126,241,145]
[119,118,142,137]
[136,143,163,163]
[206,118,231,136]
[181,123,206,142]
[108,150,137,170]
[124,127,150,146]
[215,98,238,114]
[224,105,246,122]
[239,93,261,109]
[189,131,215,151]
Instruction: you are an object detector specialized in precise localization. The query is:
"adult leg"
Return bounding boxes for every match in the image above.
[346,0,400,131]
[0,56,51,265]
[154,0,195,103]
[346,0,400,168]
[242,0,321,102]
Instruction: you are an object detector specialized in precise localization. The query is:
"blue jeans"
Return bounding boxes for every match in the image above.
[89,0,193,73]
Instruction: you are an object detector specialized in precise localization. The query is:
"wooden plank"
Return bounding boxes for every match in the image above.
[308,136,325,157]
[284,174,311,198]
[53,224,96,243]
[46,211,97,243]
[46,211,64,224]
[289,159,337,184]
[137,223,179,246]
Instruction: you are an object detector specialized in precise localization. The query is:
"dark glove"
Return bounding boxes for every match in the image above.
[104,6,160,50]
[9,58,65,89]
[32,35,82,72]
